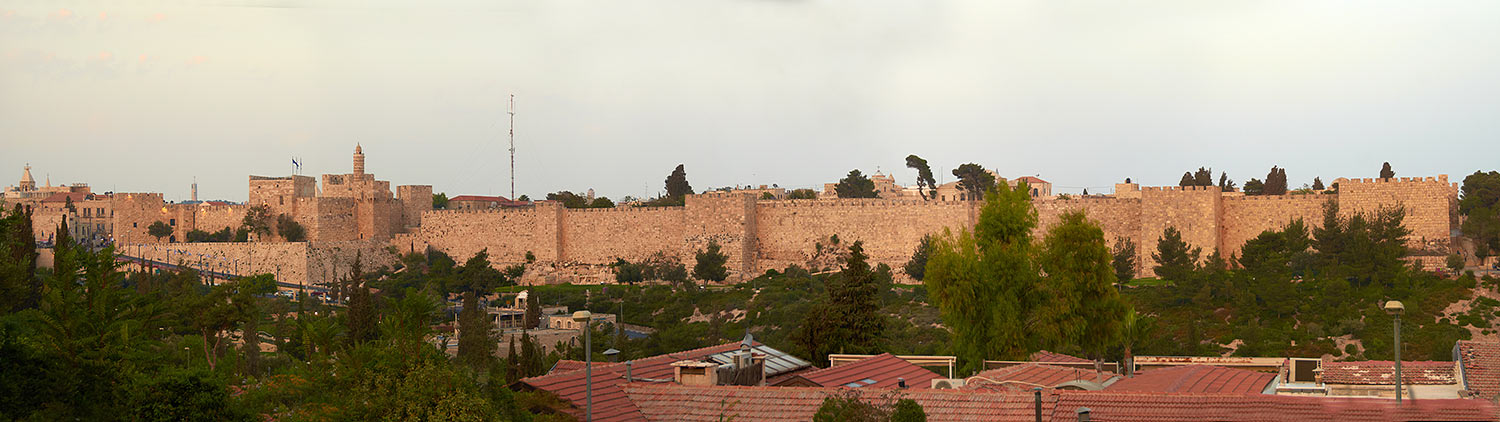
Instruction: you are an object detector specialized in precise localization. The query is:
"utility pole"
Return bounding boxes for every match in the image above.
[509,94,516,200]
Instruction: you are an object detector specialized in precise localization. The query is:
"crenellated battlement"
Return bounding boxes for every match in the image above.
[1141,185,1222,192]
[1222,193,1335,202]
[755,198,972,208]
[383,173,1460,284]
[1334,174,1453,186]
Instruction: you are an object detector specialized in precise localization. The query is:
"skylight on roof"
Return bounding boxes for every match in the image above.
[843,378,879,388]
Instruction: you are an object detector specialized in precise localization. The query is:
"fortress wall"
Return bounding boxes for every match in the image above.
[401,207,549,266]
[754,198,972,274]
[123,241,310,289]
[561,207,687,264]
[186,203,248,235]
[1139,186,1223,276]
[1336,176,1459,253]
[686,193,758,279]
[112,193,171,244]
[1221,194,1331,259]
[1033,197,1144,271]
[305,240,400,288]
[397,185,433,228]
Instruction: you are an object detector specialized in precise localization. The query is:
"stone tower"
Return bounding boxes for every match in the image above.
[18,164,35,191]
[353,144,365,175]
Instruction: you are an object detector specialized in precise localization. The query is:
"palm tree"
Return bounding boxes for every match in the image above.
[1120,308,1153,377]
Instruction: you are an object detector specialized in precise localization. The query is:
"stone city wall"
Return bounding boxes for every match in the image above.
[562,206,686,264]
[1335,176,1459,254]
[122,241,311,288]
[118,240,396,289]
[754,198,972,274]
[396,176,1458,284]
[1220,194,1331,259]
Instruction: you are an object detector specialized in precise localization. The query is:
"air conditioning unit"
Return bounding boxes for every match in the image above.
[931,379,967,389]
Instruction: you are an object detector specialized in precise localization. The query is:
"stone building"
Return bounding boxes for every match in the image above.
[3,165,85,201]
[243,145,432,242]
[449,195,528,210]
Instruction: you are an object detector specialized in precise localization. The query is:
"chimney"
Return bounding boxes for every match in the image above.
[1076,407,1091,422]
[671,361,718,386]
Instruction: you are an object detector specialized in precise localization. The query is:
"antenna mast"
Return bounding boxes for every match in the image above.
[508,94,516,199]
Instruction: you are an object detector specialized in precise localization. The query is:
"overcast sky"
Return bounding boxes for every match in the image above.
[3,0,1499,202]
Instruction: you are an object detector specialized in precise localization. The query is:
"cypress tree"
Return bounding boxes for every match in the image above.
[344,253,377,344]
[506,335,520,383]
[457,291,493,368]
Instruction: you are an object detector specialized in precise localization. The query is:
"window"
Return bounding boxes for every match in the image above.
[169,219,176,226]
[83,208,91,217]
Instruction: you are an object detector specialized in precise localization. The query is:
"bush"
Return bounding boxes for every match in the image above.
[275,215,306,242]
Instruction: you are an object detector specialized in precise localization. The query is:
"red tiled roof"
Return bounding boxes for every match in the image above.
[1320,360,1456,385]
[621,384,1500,422]
[1106,365,1275,394]
[623,384,1045,422]
[518,342,760,422]
[764,367,816,386]
[1014,176,1050,185]
[966,363,1118,392]
[551,360,589,374]
[780,353,943,389]
[1459,340,1500,399]
[1050,390,1498,422]
[1030,350,1090,363]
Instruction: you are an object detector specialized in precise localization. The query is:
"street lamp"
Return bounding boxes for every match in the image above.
[573,310,593,422]
[1385,300,1404,404]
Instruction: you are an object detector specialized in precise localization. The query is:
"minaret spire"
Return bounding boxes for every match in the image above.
[353,144,366,175]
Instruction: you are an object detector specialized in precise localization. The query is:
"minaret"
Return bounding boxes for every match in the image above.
[191,178,198,202]
[353,144,366,176]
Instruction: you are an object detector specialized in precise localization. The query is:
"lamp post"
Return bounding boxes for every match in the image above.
[573,310,593,422]
[1385,300,1404,404]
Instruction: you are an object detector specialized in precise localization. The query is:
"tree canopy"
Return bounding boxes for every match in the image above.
[666,164,693,199]
[905,155,938,200]
[923,182,1039,370]
[1461,171,1500,260]
[836,170,878,199]
[951,163,996,201]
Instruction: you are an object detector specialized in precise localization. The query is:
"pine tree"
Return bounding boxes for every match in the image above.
[1152,226,1201,282]
[344,255,377,344]
[824,241,884,356]
[1178,172,1195,187]
[1112,237,1137,284]
[693,241,729,282]
[905,155,938,200]
[835,170,878,199]
[952,163,996,201]
[1380,162,1395,179]
[1313,177,1326,191]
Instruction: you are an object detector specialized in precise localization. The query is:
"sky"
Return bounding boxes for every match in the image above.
[3,0,1499,202]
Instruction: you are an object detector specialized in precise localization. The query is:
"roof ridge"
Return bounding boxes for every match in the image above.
[522,341,753,383]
